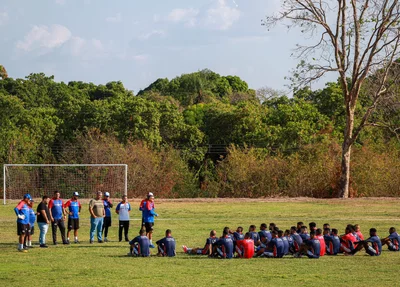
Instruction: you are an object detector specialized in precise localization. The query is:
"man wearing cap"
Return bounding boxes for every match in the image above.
[48,191,68,245]
[89,191,105,243]
[139,192,158,248]
[24,198,36,248]
[14,194,31,252]
[36,195,51,248]
[64,192,82,243]
[116,194,131,242]
[102,192,113,242]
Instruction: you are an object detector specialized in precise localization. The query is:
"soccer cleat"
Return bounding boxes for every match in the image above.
[98,240,104,243]
[74,240,80,244]
[149,244,155,248]
[104,238,109,242]
[90,240,94,244]
[182,245,188,253]
[125,238,129,242]
[63,241,70,245]
[18,248,28,253]
[40,244,49,248]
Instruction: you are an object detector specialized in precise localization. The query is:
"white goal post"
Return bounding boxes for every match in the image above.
[3,164,128,204]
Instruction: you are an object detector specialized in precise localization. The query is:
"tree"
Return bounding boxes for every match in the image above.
[0,65,8,79]
[265,0,400,198]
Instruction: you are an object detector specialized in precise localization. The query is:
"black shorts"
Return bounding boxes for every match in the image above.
[17,222,30,236]
[144,222,154,233]
[104,217,112,227]
[67,218,80,230]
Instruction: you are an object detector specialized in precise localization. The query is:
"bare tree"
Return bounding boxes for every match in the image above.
[264,0,400,198]
[256,86,286,103]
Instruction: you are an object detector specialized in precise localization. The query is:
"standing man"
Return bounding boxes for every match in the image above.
[116,194,131,242]
[64,192,81,244]
[48,191,68,245]
[102,192,113,242]
[14,194,31,252]
[156,229,176,257]
[89,191,105,243]
[25,199,36,248]
[36,195,50,248]
[139,192,158,248]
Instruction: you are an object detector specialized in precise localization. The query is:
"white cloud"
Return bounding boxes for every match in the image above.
[0,11,9,26]
[133,54,149,62]
[67,37,105,58]
[205,0,240,30]
[140,30,166,40]
[167,8,199,27]
[55,0,66,5]
[16,24,72,51]
[106,13,122,23]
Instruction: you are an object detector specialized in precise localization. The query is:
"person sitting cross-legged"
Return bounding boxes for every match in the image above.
[182,230,218,256]
[350,228,382,256]
[381,227,400,252]
[156,229,176,257]
[128,229,150,257]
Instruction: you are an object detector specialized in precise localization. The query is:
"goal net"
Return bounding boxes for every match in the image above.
[3,164,128,204]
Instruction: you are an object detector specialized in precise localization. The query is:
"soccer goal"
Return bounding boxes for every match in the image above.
[3,164,128,204]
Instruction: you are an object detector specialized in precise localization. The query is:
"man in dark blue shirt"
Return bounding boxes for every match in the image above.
[257,230,285,258]
[259,223,272,248]
[156,229,176,257]
[324,228,341,255]
[351,228,382,256]
[278,230,289,255]
[290,226,303,254]
[381,227,400,251]
[183,230,218,256]
[129,229,150,257]
[295,231,321,259]
[215,228,234,259]
[248,225,261,247]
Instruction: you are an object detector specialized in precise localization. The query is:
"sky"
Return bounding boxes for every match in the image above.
[0,0,335,94]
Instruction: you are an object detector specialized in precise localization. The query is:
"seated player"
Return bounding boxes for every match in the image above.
[156,229,176,257]
[296,222,304,234]
[284,229,294,252]
[269,223,277,232]
[278,230,289,255]
[381,227,400,251]
[233,226,244,241]
[256,230,284,258]
[294,231,321,259]
[309,222,317,233]
[324,228,340,255]
[214,228,234,259]
[299,226,310,241]
[182,230,217,256]
[259,223,272,247]
[315,228,326,256]
[235,232,255,258]
[248,225,261,247]
[323,223,330,230]
[290,226,303,254]
[128,229,150,257]
[354,224,364,241]
[351,228,382,256]
[340,226,358,255]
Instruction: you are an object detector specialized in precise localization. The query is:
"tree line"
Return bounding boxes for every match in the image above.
[0,68,399,198]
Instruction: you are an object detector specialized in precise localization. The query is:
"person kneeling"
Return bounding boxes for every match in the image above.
[350,228,382,256]
[156,229,176,257]
[128,229,150,257]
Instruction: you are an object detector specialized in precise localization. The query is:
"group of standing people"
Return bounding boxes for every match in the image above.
[13,191,158,251]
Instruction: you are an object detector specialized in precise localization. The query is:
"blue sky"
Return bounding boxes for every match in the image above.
[0,0,334,93]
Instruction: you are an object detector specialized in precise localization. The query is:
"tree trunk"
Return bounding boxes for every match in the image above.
[339,106,355,198]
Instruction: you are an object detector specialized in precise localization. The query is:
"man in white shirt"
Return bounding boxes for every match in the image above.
[116,195,131,242]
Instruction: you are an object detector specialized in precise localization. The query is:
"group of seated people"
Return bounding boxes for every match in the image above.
[128,229,176,257]
[182,222,400,259]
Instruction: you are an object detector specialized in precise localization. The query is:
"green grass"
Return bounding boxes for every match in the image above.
[1,198,400,286]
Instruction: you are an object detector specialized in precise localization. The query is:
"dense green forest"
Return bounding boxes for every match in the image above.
[1,69,399,198]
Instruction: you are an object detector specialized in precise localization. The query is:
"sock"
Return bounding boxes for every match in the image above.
[28,240,32,246]
[75,236,78,241]
[19,243,24,249]
[150,240,153,245]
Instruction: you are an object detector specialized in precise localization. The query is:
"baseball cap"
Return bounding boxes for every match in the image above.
[104,192,110,197]
[147,192,154,198]
[23,194,32,200]
[73,192,79,196]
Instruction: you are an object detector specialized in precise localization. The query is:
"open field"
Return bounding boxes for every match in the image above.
[1,198,400,287]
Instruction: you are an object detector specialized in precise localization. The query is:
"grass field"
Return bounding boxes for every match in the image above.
[1,198,400,287]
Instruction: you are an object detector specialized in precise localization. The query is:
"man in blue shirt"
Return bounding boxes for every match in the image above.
[278,230,289,255]
[295,231,321,259]
[48,191,68,245]
[64,192,81,244]
[156,229,176,257]
[299,226,310,241]
[214,228,234,259]
[324,228,341,255]
[139,193,158,247]
[351,228,382,256]
[182,230,218,256]
[24,199,36,249]
[102,192,113,242]
[290,226,303,254]
[129,229,150,257]
[259,223,272,248]
[14,194,31,252]
[257,230,285,258]
[248,225,261,247]
[381,227,400,251]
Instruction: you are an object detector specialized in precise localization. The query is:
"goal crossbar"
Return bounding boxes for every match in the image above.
[3,164,128,204]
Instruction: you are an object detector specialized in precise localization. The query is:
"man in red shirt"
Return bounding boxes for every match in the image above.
[340,226,358,255]
[315,228,326,256]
